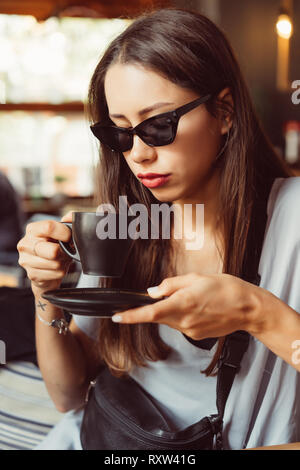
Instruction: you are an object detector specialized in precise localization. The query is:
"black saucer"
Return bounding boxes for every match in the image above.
[42,287,163,317]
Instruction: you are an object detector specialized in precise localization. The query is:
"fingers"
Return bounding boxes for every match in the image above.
[25,219,71,242]
[113,273,201,323]
[18,240,72,280]
[24,266,69,284]
[147,272,200,298]
[32,240,66,260]
[18,237,66,260]
[61,211,74,223]
[17,218,74,291]
[112,295,178,325]
[18,250,69,271]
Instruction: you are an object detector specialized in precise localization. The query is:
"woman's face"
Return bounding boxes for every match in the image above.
[104,63,226,204]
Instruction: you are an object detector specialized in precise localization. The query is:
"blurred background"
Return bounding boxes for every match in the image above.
[0,0,299,286]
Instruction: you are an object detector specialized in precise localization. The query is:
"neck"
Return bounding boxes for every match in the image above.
[172,167,222,240]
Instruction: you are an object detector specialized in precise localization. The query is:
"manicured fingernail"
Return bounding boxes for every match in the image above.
[112,315,122,323]
[147,286,160,296]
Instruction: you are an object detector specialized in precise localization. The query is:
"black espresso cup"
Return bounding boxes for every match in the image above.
[59,211,137,277]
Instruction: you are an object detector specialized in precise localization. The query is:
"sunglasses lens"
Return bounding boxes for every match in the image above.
[91,114,176,152]
[91,126,132,152]
[139,115,175,147]
[113,129,133,152]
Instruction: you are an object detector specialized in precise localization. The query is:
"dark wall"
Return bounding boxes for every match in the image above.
[173,0,300,151]
[219,0,300,150]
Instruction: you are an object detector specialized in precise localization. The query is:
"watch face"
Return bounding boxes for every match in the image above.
[42,287,162,317]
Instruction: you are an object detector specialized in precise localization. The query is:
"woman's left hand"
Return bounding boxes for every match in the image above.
[111,272,262,339]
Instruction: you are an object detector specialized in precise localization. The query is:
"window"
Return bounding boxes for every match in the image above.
[0,14,130,197]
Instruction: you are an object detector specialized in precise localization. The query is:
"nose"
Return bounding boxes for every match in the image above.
[129,134,157,164]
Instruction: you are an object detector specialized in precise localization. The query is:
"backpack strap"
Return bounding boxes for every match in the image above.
[216,330,250,417]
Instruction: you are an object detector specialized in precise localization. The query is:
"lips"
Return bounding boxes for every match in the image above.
[137,173,171,188]
[137,173,170,178]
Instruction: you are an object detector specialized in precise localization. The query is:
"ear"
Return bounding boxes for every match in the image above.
[216,87,234,135]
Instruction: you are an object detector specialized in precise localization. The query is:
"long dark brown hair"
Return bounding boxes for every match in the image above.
[87,8,292,377]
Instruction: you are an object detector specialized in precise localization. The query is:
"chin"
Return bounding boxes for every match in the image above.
[150,188,183,204]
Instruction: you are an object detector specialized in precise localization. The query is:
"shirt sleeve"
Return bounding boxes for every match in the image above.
[260,176,300,313]
[71,273,102,341]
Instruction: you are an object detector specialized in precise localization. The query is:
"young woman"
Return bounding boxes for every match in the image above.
[17,8,300,450]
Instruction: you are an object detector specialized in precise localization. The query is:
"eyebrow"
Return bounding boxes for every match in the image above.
[109,102,174,119]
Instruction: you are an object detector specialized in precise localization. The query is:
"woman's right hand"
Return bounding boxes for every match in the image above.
[17,212,74,294]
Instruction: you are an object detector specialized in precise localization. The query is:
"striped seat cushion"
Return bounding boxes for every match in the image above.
[0,361,62,450]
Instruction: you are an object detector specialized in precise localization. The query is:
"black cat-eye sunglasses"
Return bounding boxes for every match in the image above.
[90,94,211,153]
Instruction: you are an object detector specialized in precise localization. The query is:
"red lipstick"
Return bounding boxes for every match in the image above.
[137,173,171,188]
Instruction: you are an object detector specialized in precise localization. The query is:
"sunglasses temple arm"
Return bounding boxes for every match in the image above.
[175,94,211,118]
